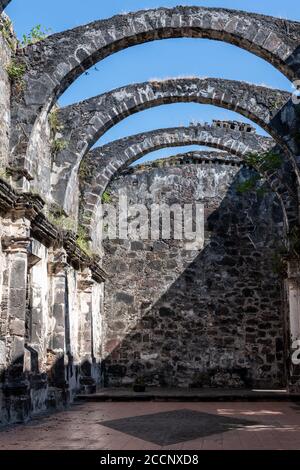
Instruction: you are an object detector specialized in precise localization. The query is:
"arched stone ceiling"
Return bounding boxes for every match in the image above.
[51,77,290,211]
[10,7,300,179]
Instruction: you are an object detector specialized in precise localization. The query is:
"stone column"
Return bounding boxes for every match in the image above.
[78,268,96,393]
[287,259,300,391]
[47,249,68,390]
[91,281,104,385]
[1,224,32,421]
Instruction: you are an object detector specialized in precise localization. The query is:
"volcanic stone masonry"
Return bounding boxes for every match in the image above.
[1,3,300,427]
[101,153,286,389]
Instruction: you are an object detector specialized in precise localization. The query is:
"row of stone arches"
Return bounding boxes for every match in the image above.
[52,77,291,213]
[1,4,299,241]
[80,124,273,232]
[1,2,300,424]
[3,3,300,203]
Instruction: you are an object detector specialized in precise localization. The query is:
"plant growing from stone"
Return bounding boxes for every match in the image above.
[236,174,261,194]
[0,168,10,182]
[0,15,15,50]
[46,209,77,233]
[102,191,112,203]
[244,150,282,173]
[79,159,91,180]
[49,106,64,135]
[49,106,68,156]
[21,25,51,46]
[6,59,26,88]
[76,225,92,257]
[236,150,282,195]
[51,138,68,155]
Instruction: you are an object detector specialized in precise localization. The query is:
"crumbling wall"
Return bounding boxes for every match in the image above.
[102,156,285,389]
[0,18,106,427]
[0,179,105,427]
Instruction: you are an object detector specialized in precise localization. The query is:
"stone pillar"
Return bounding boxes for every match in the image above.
[78,268,96,393]
[1,223,32,421]
[91,281,104,385]
[27,242,46,371]
[287,259,300,391]
[47,249,68,390]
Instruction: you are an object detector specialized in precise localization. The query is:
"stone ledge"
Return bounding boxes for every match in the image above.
[0,178,16,211]
[76,387,298,402]
[0,177,107,282]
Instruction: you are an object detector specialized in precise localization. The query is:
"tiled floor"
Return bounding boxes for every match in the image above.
[1,401,300,450]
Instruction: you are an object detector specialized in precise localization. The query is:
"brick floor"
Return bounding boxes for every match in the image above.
[0,402,300,450]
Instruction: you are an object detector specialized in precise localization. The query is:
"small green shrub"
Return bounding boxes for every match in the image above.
[236,175,261,194]
[102,191,111,203]
[49,107,68,157]
[79,160,91,179]
[21,25,51,46]
[0,168,10,182]
[76,237,92,257]
[0,16,15,50]
[244,151,282,173]
[236,150,282,196]
[51,139,68,155]
[76,225,92,256]
[49,106,64,135]
[6,60,26,84]
[47,211,76,232]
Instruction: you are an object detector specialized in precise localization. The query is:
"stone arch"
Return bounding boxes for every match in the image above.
[10,7,300,178]
[52,77,290,211]
[79,124,294,240]
[0,0,11,12]
[120,150,245,172]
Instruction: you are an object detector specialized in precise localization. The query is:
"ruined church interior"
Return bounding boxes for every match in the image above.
[1,0,300,454]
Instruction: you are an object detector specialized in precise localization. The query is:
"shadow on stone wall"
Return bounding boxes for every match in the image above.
[0,350,100,426]
[101,169,287,390]
[0,170,289,427]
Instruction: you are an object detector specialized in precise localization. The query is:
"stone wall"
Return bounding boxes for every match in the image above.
[0,21,107,427]
[0,14,13,169]
[0,178,105,428]
[25,107,52,199]
[101,154,286,389]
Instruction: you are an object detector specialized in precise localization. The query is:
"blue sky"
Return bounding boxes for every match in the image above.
[5,0,299,163]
